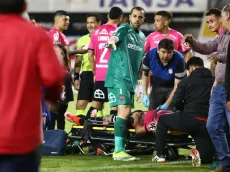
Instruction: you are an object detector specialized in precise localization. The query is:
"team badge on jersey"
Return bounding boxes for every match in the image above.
[119,95,125,101]
[168,69,173,74]
[94,89,105,99]
[53,32,60,44]
[108,93,116,103]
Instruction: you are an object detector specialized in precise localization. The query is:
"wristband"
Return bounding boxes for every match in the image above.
[74,73,79,81]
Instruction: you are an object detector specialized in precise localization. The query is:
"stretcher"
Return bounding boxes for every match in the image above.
[67,119,195,161]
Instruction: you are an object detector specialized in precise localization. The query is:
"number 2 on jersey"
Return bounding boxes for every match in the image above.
[99,43,108,63]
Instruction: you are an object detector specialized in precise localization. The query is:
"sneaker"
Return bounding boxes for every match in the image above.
[216,164,230,172]
[190,148,201,167]
[208,161,220,169]
[113,151,140,161]
[152,154,166,163]
[64,112,85,125]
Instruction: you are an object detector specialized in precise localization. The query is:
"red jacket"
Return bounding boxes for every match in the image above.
[0,14,64,154]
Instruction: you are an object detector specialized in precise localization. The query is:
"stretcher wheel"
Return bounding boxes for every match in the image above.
[166,146,178,161]
[66,139,82,154]
[88,145,97,155]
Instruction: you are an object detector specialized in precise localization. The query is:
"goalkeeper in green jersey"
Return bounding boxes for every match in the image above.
[104,6,146,161]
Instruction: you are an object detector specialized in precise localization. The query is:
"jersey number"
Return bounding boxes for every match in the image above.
[99,43,108,63]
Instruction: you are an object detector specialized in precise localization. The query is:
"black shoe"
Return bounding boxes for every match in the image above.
[216,164,230,172]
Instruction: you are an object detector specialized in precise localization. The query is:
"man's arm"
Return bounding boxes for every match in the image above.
[183,34,218,55]
[164,57,186,107]
[88,50,95,73]
[132,112,146,134]
[165,79,182,107]
[142,53,150,95]
[69,49,87,56]
[105,24,127,49]
[73,55,82,90]
[142,72,149,95]
[184,50,193,63]
[172,79,186,110]
[178,32,193,62]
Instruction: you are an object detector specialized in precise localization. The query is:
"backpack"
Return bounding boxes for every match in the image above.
[43,130,67,156]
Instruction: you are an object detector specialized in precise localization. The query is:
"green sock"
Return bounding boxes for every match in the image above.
[97,110,104,117]
[76,110,85,116]
[114,117,127,153]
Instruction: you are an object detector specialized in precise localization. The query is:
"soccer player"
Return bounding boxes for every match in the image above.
[0,0,64,171]
[145,11,192,62]
[205,8,223,75]
[49,10,70,46]
[65,109,170,134]
[48,10,83,57]
[87,7,123,118]
[105,6,145,161]
[74,13,101,116]
[142,38,186,110]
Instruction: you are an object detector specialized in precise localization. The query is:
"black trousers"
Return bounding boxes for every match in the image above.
[47,104,68,130]
[149,84,173,110]
[155,111,214,164]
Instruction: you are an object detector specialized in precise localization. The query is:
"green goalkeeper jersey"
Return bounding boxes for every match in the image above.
[105,23,145,92]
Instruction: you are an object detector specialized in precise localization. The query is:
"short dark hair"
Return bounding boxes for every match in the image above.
[109,6,123,20]
[205,8,221,17]
[158,38,174,51]
[0,0,25,14]
[186,56,204,70]
[54,10,69,18]
[130,6,145,15]
[154,11,172,21]
[86,13,101,23]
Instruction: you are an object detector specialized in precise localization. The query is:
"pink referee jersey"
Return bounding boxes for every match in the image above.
[88,24,117,81]
[48,28,69,46]
[145,29,190,53]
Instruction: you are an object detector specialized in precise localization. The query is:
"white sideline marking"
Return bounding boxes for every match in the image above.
[80,161,191,171]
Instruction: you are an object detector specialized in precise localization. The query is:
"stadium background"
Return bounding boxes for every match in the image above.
[28,0,229,128]
[27,0,228,68]
[29,1,229,171]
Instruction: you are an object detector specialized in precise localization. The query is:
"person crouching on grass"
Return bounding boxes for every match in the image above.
[47,44,74,130]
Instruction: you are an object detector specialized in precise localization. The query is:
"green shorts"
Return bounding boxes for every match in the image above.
[107,88,134,108]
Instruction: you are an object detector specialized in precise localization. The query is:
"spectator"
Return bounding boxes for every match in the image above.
[0,0,64,171]
[205,8,223,75]
[183,11,230,171]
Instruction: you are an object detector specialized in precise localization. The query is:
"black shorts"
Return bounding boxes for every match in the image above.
[149,84,173,110]
[77,71,94,101]
[92,81,108,102]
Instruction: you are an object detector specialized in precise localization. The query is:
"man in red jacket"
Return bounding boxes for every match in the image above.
[0,0,64,171]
